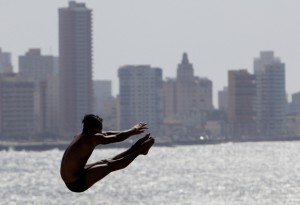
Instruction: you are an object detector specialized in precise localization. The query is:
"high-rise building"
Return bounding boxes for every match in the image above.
[59,1,93,135]
[288,92,300,114]
[19,48,59,135]
[254,51,286,137]
[286,112,300,137]
[228,69,256,138]
[176,53,213,115]
[45,75,60,135]
[0,48,13,74]
[93,80,113,114]
[286,92,300,137]
[0,74,35,138]
[218,87,228,112]
[93,80,117,131]
[118,65,163,134]
[163,78,177,118]
[19,49,57,81]
[163,53,213,130]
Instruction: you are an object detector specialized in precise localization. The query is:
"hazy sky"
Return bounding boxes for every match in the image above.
[1,0,300,106]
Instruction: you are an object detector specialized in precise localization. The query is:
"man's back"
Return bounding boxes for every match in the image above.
[60,134,96,182]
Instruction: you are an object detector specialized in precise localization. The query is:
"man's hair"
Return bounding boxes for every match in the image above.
[82,114,103,134]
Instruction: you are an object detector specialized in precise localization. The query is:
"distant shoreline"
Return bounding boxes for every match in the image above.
[1,136,300,151]
[0,140,175,151]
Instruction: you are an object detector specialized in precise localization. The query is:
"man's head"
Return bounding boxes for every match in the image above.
[82,114,103,134]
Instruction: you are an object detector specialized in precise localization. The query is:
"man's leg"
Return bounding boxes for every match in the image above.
[110,134,151,160]
[84,134,151,170]
[84,136,155,189]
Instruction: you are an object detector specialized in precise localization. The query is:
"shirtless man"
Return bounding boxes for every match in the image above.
[60,114,155,193]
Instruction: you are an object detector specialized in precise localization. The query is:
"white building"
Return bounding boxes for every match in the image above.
[118,65,163,134]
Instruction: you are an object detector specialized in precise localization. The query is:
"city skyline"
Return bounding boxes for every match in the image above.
[1,1,300,106]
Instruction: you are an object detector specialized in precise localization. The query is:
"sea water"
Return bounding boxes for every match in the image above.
[1,141,300,205]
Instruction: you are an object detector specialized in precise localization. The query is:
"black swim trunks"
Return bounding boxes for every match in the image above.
[65,172,88,193]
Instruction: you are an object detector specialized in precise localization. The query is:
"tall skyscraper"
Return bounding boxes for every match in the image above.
[228,69,256,138]
[118,65,163,134]
[0,48,13,74]
[254,51,286,137]
[59,1,93,135]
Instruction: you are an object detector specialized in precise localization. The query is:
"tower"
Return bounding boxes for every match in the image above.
[254,51,286,137]
[228,69,256,138]
[59,1,93,135]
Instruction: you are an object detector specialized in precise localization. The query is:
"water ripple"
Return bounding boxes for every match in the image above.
[0,142,300,205]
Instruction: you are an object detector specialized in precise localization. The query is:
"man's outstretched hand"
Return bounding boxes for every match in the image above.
[132,122,148,135]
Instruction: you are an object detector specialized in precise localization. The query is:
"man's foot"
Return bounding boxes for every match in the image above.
[131,134,151,151]
[138,137,155,155]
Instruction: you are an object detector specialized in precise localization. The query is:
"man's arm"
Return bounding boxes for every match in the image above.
[102,131,121,136]
[96,123,147,145]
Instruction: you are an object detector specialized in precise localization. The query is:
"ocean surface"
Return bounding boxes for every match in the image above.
[1,141,300,205]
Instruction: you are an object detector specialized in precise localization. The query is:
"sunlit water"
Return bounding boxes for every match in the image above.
[1,141,300,205]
